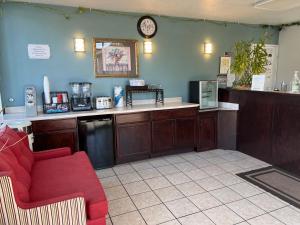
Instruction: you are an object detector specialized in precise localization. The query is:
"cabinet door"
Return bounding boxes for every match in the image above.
[32,119,78,152]
[152,119,175,154]
[116,122,151,163]
[175,117,196,148]
[33,130,78,151]
[198,113,217,151]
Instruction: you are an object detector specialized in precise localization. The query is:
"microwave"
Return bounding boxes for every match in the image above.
[189,80,218,110]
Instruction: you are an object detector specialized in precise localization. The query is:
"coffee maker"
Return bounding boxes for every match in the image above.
[70,82,93,111]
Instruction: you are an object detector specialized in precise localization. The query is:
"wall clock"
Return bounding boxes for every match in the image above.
[137,16,158,38]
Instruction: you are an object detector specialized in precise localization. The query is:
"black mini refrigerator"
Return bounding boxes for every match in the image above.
[78,115,114,169]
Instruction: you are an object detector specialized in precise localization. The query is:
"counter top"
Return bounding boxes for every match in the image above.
[3,102,200,122]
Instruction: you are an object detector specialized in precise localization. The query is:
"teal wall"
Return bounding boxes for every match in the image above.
[0,3,279,107]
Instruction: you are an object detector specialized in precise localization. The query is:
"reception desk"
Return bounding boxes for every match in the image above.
[219,88,300,176]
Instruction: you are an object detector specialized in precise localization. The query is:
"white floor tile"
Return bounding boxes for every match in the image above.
[226,199,265,220]
[149,158,170,167]
[101,176,121,188]
[109,197,136,216]
[247,193,288,212]
[131,161,153,171]
[159,219,181,225]
[247,214,284,225]
[204,205,244,225]
[178,212,214,225]
[164,155,186,164]
[165,172,191,185]
[184,169,210,180]
[176,181,205,197]
[165,198,199,218]
[214,173,243,186]
[202,165,226,176]
[190,158,213,168]
[123,180,151,195]
[229,182,263,198]
[174,162,198,172]
[137,168,162,180]
[140,204,175,225]
[196,177,225,191]
[154,186,184,202]
[105,185,128,201]
[145,176,172,190]
[111,211,146,225]
[157,165,180,175]
[210,187,243,204]
[113,164,135,175]
[270,206,300,225]
[131,191,161,209]
[188,192,222,210]
[96,168,115,178]
[118,172,143,184]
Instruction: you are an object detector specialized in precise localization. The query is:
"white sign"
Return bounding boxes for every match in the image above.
[251,75,266,91]
[28,44,50,59]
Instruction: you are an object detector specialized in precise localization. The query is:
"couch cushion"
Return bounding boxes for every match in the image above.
[0,153,30,202]
[30,151,108,220]
[1,150,31,190]
[0,126,34,172]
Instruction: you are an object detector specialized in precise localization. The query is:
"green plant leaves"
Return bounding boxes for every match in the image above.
[231,39,268,86]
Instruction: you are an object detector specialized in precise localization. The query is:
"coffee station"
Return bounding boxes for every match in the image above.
[2,75,239,169]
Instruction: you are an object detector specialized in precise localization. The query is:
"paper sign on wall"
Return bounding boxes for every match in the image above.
[28,44,50,59]
[251,75,266,91]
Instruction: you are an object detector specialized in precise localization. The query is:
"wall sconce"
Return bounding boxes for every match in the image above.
[204,42,213,54]
[144,40,152,54]
[74,38,85,52]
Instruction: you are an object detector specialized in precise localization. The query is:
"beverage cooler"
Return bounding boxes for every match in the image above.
[189,80,218,109]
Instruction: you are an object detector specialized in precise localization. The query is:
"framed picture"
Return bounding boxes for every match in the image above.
[219,56,231,75]
[93,38,139,77]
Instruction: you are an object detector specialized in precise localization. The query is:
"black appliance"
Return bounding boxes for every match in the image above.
[78,115,114,169]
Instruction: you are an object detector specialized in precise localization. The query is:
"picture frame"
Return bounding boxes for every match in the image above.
[219,56,231,75]
[93,38,139,78]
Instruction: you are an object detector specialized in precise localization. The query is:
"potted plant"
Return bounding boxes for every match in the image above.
[231,39,268,89]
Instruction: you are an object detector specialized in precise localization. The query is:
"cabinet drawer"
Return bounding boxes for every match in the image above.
[151,108,197,120]
[116,112,150,124]
[32,118,77,133]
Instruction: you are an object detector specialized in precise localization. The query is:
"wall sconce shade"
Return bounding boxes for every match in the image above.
[204,42,213,54]
[74,38,85,52]
[144,41,152,54]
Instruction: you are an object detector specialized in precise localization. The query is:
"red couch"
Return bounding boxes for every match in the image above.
[0,126,108,225]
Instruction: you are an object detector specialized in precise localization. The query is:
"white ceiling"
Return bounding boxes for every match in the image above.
[12,0,300,25]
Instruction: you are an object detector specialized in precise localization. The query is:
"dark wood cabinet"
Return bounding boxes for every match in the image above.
[198,111,217,151]
[32,118,78,152]
[151,108,197,156]
[152,119,176,153]
[175,117,197,148]
[115,112,151,163]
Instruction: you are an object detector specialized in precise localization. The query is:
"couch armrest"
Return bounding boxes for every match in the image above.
[19,192,85,209]
[0,173,87,225]
[33,147,72,161]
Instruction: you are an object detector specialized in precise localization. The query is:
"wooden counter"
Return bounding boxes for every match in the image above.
[219,88,300,176]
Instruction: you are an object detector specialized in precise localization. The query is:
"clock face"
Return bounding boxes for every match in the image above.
[137,16,157,38]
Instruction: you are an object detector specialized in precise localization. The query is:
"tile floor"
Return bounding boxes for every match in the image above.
[96,149,300,225]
